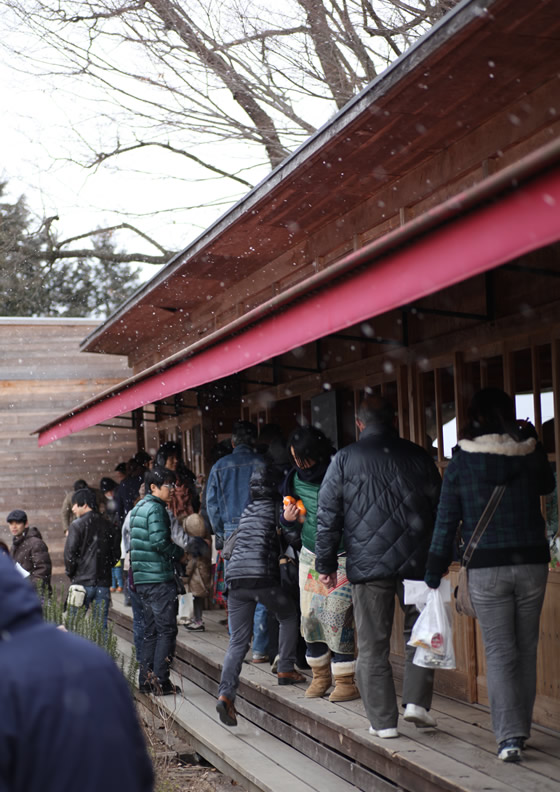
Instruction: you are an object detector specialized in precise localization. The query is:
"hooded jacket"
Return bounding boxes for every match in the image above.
[315,424,442,583]
[225,465,282,586]
[0,554,153,792]
[11,525,52,590]
[425,432,555,587]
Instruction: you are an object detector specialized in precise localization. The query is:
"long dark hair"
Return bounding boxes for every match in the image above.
[287,425,333,468]
[460,388,519,440]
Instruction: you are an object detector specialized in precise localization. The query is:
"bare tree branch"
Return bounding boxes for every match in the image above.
[36,246,171,265]
[86,141,254,186]
[57,222,172,256]
[148,0,290,167]
[2,0,459,262]
[211,25,309,51]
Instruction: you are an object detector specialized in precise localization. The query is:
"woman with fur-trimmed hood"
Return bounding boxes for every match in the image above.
[425,387,555,764]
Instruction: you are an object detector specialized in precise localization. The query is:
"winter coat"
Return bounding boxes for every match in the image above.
[184,536,212,598]
[64,510,121,587]
[225,467,282,585]
[315,424,442,583]
[61,487,105,532]
[11,526,52,590]
[115,472,145,525]
[425,432,555,587]
[129,494,184,585]
[169,513,212,598]
[280,465,344,554]
[0,554,154,792]
[206,443,265,548]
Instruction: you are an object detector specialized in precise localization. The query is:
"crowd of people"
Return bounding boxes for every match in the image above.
[3,387,555,766]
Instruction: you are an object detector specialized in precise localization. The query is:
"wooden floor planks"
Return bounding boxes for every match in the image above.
[117,635,363,792]
[110,597,560,792]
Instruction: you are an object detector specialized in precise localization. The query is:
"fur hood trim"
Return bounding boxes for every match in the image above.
[458,434,536,456]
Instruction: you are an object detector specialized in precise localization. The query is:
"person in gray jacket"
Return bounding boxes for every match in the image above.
[315,395,441,739]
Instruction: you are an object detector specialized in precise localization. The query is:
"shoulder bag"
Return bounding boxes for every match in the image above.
[222,525,241,561]
[455,484,506,618]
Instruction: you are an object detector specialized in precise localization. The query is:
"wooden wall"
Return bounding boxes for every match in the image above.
[0,319,137,571]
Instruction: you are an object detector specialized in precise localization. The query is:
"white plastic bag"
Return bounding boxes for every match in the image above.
[177,592,194,624]
[403,578,451,610]
[408,588,456,669]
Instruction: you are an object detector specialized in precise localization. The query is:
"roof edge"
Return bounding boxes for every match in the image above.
[80,0,495,354]
[34,134,560,438]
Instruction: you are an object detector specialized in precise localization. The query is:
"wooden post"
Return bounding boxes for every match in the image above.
[479,358,488,388]
[502,343,515,396]
[453,351,467,436]
[434,368,444,464]
[134,407,145,452]
[407,363,425,447]
[397,365,410,440]
[531,344,542,436]
[552,339,560,536]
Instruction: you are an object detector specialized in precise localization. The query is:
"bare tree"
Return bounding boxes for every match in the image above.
[2,0,457,265]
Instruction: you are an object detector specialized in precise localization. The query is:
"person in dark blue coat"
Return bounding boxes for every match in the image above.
[0,553,154,792]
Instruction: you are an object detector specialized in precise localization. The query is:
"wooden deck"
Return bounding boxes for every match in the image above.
[109,596,560,792]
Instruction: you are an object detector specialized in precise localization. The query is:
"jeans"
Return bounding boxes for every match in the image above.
[129,586,146,667]
[136,581,178,687]
[111,566,124,589]
[306,641,353,663]
[219,586,299,701]
[252,602,269,656]
[469,563,548,744]
[80,586,111,630]
[352,578,434,730]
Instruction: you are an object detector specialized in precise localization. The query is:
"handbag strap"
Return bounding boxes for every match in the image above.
[462,484,506,568]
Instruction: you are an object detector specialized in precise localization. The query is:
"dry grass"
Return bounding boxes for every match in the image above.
[138,699,243,792]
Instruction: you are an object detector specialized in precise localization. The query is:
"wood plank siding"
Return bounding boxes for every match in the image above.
[0,320,137,570]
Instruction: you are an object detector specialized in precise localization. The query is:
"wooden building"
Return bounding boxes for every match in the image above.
[0,318,137,569]
[36,0,560,729]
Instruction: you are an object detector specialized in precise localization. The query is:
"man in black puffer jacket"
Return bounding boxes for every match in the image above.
[315,395,441,739]
[215,465,304,727]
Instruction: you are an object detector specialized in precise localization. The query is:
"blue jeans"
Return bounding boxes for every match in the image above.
[252,602,269,656]
[469,563,548,744]
[129,586,145,668]
[219,586,299,701]
[136,581,178,687]
[111,566,124,588]
[81,586,111,630]
[306,641,353,664]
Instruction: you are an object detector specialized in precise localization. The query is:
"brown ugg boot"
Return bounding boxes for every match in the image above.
[329,661,360,702]
[305,652,332,698]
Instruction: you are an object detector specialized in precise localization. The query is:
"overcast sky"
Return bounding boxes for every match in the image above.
[0,23,265,283]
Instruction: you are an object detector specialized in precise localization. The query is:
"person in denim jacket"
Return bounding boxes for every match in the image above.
[206,420,268,660]
[206,421,265,548]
